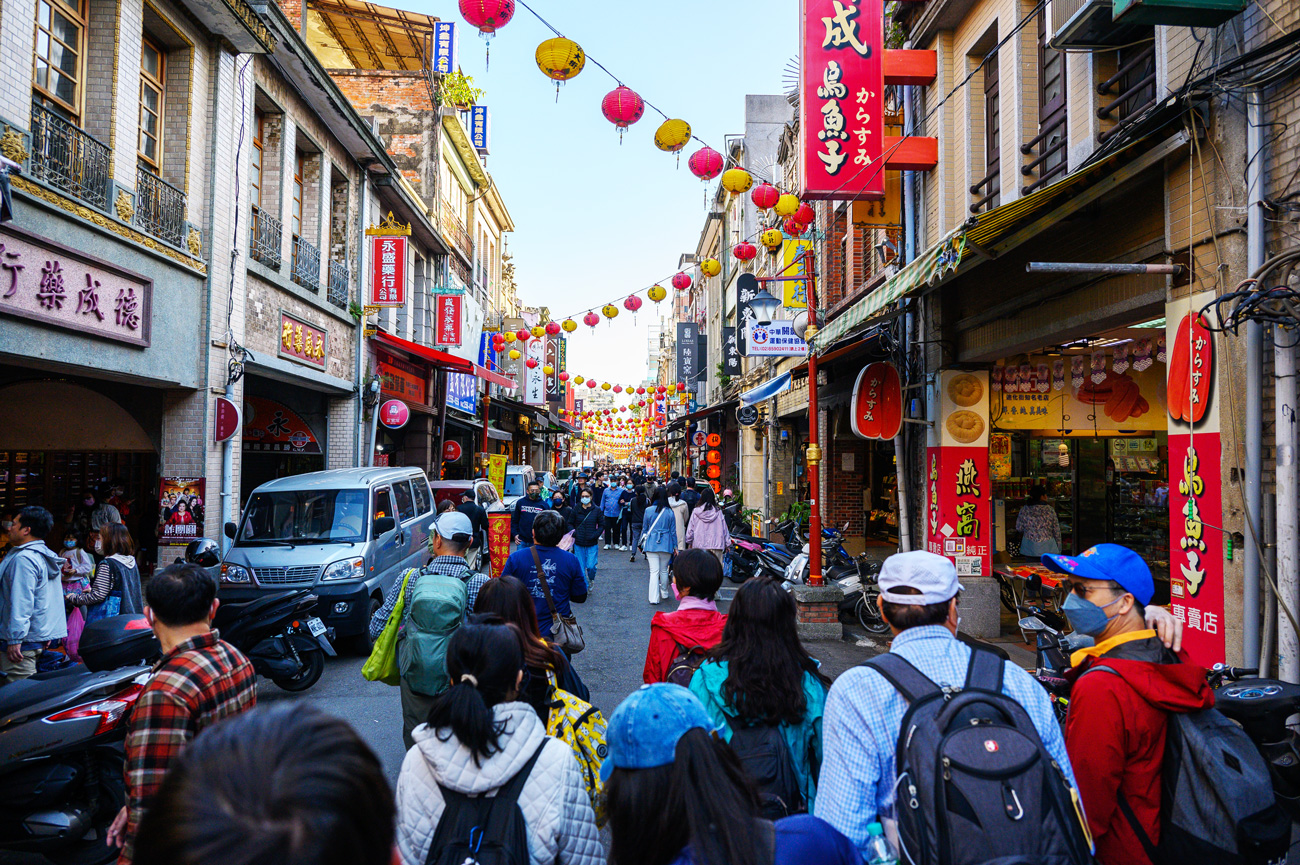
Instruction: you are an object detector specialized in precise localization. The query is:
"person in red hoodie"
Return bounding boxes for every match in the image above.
[643,549,727,684]
[1043,544,1213,865]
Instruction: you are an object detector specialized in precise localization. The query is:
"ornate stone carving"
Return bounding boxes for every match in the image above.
[114,190,134,223]
[0,128,28,164]
[187,227,202,258]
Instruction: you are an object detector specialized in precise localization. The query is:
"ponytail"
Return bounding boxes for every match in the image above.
[426,623,525,766]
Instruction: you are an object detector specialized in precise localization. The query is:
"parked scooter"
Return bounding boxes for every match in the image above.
[1211,665,1300,822]
[188,538,335,692]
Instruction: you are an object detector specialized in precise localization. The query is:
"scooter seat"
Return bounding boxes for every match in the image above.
[0,668,90,717]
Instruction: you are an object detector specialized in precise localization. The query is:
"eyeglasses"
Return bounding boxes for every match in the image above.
[1069,582,1117,599]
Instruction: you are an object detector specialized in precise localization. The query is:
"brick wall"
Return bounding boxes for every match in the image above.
[0,0,36,127]
[328,71,437,209]
[826,427,869,537]
[326,395,356,470]
[161,389,205,476]
[83,0,118,146]
[245,272,356,382]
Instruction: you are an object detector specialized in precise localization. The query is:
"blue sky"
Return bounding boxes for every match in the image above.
[418,0,797,389]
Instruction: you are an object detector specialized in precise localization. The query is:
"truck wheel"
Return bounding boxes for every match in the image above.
[348,595,381,656]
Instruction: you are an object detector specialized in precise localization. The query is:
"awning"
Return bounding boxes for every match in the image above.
[371,331,516,389]
[670,399,740,428]
[810,127,1191,351]
[740,372,793,406]
[485,427,513,442]
[305,0,438,72]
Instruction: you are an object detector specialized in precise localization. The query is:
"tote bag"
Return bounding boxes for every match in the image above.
[362,568,415,685]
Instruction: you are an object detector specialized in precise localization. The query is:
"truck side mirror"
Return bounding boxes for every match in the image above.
[373,516,396,537]
[224,521,238,540]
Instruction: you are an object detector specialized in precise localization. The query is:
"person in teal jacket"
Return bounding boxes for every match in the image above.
[688,577,829,810]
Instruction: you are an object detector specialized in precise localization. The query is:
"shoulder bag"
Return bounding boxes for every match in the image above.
[530,546,585,654]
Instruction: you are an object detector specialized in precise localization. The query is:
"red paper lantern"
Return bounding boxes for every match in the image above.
[636,386,646,394]
[688,147,723,181]
[676,382,686,392]
[751,183,780,212]
[545,321,561,336]
[586,379,597,388]
[583,311,600,329]
[558,371,569,381]
[601,86,644,140]
[458,0,514,34]
[656,385,666,394]
[619,405,627,411]
[671,272,692,291]
[784,217,808,237]
[637,400,645,407]
[613,385,623,393]
[794,203,816,225]
[623,295,642,313]
[515,328,530,342]
[732,241,758,261]
[525,357,538,369]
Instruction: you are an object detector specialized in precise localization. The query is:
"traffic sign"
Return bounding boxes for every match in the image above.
[692,430,707,447]
[736,405,759,427]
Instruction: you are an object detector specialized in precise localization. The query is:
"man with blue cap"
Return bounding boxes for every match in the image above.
[1043,543,1213,865]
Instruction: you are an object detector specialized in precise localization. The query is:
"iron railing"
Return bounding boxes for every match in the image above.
[28,99,110,210]
[1020,110,1068,194]
[135,167,187,246]
[1097,44,1156,142]
[439,206,473,259]
[250,207,282,269]
[327,260,349,309]
[970,169,1000,213]
[291,234,321,290]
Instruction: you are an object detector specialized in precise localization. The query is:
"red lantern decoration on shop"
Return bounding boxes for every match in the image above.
[613,385,623,393]
[671,272,692,291]
[558,371,569,381]
[583,311,600,329]
[732,241,758,261]
[458,0,514,66]
[515,328,530,342]
[525,357,538,369]
[586,379,597,388]
[637,400,645,407]
[636,386,646,394]
[751,182,780,212]
[545,320,562,336]
[676,382,686,392]
[794,203,816,225]
[688,147,723,181]
[656,385,667,394]
[784,217,808,237]
[601,85,645,142]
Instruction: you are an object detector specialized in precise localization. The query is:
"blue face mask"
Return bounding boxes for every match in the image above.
[1061,591,1124,637]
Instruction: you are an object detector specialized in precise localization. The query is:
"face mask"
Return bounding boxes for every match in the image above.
[671,581,682,601]
[581,496,591,504]
[94,540,104,554]
[1061,591,1124,636]
[528,491,540,500]
[553,499,563,507]
[83,498,94,506]
[64,540,77,549]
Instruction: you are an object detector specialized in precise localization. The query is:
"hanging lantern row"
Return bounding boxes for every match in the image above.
[601,85,645,143]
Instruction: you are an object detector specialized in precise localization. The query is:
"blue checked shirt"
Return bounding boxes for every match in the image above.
[814,625,1078,859]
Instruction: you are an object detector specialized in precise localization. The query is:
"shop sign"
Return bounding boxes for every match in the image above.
[487,453,508,500]
[849,171,902,225]
[782,240,812,308]
[737,273,758,356]
[214,397,241,443]
[158,477,205,552]
[992,355,1165,431]
[1168,434,1224,662]
[746,320,808,356]
[545,335,564,403]
[737,405,759,427]
[279,311,327,369]
[523,335,547,406]
[677,322,699,391]
[0,225,151,347]
[379,399,409,429]
[926,447,991,577]
[938,370,989,448]
[722,327,742,376]
[692,430,707,447]
[442,440,463,462]
[1167,311,1213,424]
[850,361,902,440]
[369,235,407,307]
[431,20,457,75]
[800,0,885,200]
[487,511,511,577]
[378,354,426,403]
[435,293,463,346]
[446,371,478,416]
[242,396,321,454]
[469,105,491,153]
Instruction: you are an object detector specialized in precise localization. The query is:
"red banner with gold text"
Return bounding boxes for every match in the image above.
[926,447,992,577]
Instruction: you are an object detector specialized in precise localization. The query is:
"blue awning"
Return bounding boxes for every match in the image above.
[740,372,792,406]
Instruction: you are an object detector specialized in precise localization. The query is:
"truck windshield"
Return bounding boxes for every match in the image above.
[504,473,527,497]
[236,489,369,545]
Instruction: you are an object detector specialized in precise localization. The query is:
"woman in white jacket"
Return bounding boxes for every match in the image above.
[395,621,603,865]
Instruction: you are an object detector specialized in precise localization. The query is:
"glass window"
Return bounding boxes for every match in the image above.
[478,482,499,508]
[138,38,164,167]
[33,0,84,116]
[392,480,415,523]
[235,489,368,544]
[251,111,264,209]
[411,476,431,515]
[292,152,304,238]
[372,487,394,522]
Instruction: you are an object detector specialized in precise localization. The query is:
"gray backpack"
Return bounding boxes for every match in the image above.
[864,650,1092,865]
[1089,665,1289,865]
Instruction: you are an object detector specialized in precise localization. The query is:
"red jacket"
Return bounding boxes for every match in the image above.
[643,602,727,684]
[1064,631,1214,865]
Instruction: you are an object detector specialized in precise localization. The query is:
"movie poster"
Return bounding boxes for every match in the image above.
[158,477,205,556]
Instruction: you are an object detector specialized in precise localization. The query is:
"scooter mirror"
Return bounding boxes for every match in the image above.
[1018,617,1047,631]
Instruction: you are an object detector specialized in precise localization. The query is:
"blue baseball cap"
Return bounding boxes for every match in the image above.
[599,684,718,783]
[1041,543,1154,605]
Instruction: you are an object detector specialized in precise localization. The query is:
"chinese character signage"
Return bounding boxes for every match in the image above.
[369,235,407,307]
[782,240,812,308]
[279,311,328,369]
[677,322,698,392]
[991,355,1167,431]
[736,273,759,356]
[378,353,426,403]
[1166,295,1223,663]
[746,320,809,356]
[242,395,321,453]
[487,511,511,578]
[435,293,463,346]
[926,447,991,577]
[469,105,491,153]
[800,0,885,200]
[432,21,457,75]
[0,225,151,346]
[158,477,205,554]
[545,335,564,403]
[722,326,741,376]
[851,362,902,440]
[524,335,547,405]
[446,372,478,416]
[487,454,508,501]
[850,171,903,224]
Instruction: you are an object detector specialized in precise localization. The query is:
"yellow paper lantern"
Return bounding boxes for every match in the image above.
[530,325,546,338]
[601,382,612,391]
[774,193,800,217]
[503,331,517,343]
[647,285,667,303]
[700,258,721,278]
[760,228,784,250]
[722,167,753,194]
[508,348,522,360]
[602,304,619,320]
[653,118,692,153]
[535,37,585,83]
[562,318,577,332]
[574,375,585,384]
[543,364,554,375]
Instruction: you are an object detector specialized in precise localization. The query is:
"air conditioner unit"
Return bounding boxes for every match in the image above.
[1049,0,1148,48]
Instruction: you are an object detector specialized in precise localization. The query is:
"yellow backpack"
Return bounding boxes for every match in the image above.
[545,673,608,825]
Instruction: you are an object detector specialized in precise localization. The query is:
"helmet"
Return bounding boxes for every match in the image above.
[185,538,221,568]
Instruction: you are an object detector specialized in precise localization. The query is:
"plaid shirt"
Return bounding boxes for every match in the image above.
[120,630,256,864]
[368,556,472,640]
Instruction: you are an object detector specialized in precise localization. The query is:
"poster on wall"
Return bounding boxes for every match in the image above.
[926,447,991,577]
[938,370,990,448]
[158,477,205,555]
[487,453,508,500]
[991,353,1167,431]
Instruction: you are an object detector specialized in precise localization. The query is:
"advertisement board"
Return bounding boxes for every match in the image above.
[369,235,407,307]
[446,371,478,416]
[677,322,699,391]
[434,294,463,346]
[745,320,808,356]
[488,453,508,499]
[432,20,457,74]
[158,477,205,556]
[991,355,1166,431]
[487,512,511,578]
[722,326,742,376]
[524,337,547,405]
[925,447,991,577]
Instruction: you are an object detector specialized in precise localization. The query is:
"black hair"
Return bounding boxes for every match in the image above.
[133,704,393,865]
[711,577,828,725]
[1028,485,1047,503]
[667,482,682,498]
[606,728,764,865]
[426,623,525,766]
[651,486,671,510]
[436,498,455,514]
[880,585,954,630]
[673,549,723,601]
[670,470,680,479]
[145,562,218,627]
[532,510,566,546]
[697,487,718,512]
[526,479,541,489]
[15,505,53,539]
[686,477,697,489]
[435,532,469,555]
[473,577,564,674]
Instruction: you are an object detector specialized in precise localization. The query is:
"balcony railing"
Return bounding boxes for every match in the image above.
[327,260,349,310]
[970,169,1000,214]
[1097,44,1156,142]
[135,167,186,246]
[29,99,110,210]
[250,207,282,269]
[439,206,473,259]
[291,235,321,290]
[1020,110,1068,194]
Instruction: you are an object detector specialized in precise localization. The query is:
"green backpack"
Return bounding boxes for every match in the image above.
[397,571,468,697]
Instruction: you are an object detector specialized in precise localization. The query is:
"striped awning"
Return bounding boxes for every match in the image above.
[740,372,792,406]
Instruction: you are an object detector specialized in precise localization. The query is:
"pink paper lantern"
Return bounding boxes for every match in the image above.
[583,311,600,329]
[601,86,644,140]
[688,147,723,181]
[671,272,692,291]
[623,295,643,313]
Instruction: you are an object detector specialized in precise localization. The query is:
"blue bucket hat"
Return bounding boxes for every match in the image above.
[1041,543,1154,606]
[599,684,719,783]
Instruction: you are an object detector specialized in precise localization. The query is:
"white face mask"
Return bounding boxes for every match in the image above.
[94,540,104,554]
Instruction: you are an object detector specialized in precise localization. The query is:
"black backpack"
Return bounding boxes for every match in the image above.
[425,742,546,865]
[728,722,806,820]
[864,650,1092,865]
[665,643,709,687]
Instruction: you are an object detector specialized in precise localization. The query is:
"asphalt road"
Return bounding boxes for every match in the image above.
[258,545,879,784]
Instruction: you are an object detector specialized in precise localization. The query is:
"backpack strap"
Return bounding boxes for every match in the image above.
[862,653,944,704]
[530,547,562,624]
[1116,790,1159,864]
[964,648,1005,693]
[479,740,549,845]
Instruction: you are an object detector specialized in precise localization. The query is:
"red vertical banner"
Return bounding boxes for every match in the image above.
[800,0,885,200]
[1168,433,1225,663]
[487,512,512,579]
[434,294,463,345]
[926,447,992,577]
[370,235,407,307]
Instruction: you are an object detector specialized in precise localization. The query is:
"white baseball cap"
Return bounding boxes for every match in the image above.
[429,511,474,543]
[878,550,964,605]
